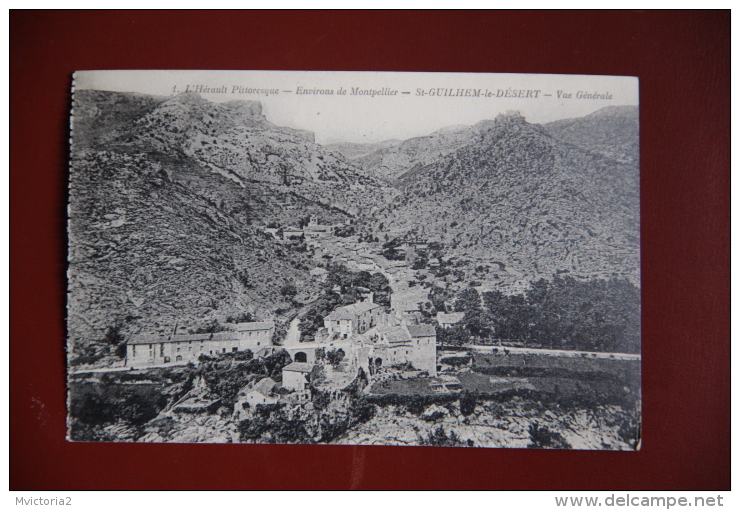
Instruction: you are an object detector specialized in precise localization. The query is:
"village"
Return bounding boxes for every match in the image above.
[125,272,455,419]
[118,213,641,418]
[73,212,641,447]
[119,214,509,411]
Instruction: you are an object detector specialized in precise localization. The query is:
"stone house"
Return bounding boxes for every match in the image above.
[324,300,384,337]
[281,362,316,391]
[436,312,465,328]
[390,288,429,325]
[366,323,437,376]
[263,227,280,238]
[304,222,332,239]
[126,321,274,368]
[245,377,278,407]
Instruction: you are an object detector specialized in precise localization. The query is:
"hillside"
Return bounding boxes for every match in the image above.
[327,125,475,181]
[325,139,401,161]
[373,110,640,285]
[67,91,395,362]
[544,105,639,164]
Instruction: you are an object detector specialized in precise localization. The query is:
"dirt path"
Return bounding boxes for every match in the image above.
[461,345,641,360]
[284,315,302,347]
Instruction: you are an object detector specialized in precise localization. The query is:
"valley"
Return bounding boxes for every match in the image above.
[67,88,641,447]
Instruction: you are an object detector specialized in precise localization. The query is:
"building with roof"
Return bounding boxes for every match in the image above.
[282,362,317,391]
[125,321,274,368]
[324,300,384,337]
[263,227,280,238]
[171,395,221,414]
[390,287,430,325]
[244,377,278,407]
[436,312,466,328]
[363,323,437,375]
[304,222,333,239]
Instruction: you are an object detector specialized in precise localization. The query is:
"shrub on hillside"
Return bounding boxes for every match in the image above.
[527,422,571,449]
[421,426,473,447]
[459,390,477,416]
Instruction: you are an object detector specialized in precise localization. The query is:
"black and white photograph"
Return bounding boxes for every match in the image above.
[67,70,641,449]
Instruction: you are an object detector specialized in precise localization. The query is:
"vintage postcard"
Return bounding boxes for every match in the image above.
[67,70,640,448]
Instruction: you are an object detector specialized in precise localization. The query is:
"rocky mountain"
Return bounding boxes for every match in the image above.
[544,105,639,165]
[327,125,476,181]
[119,92,395,217]
[372,109,640,284]
[67,91,395,361]
[324,139,401,161]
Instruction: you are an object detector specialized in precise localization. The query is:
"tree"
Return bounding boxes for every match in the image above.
[280,284,298,301]
[422,426,473,447]
[527,422,571,449]
[428,285,451,313]
[326,348,345,366]
[233,349,253,361]
[315,347,326,362]
[263,349,293,378]
[483,290,532,344]
[103,324,128,358]
[454,287,482,314]
[335,225,355,237]
[367,272,390,292]
[381,238,405,261]
[480,276,640,353]
[436,324,468,346]
[453,287,490,340]
[104,324,125,346]
[193,320,228,334]
[226,311,253,323]
[459,390,477,416]
[117,392,166,426]
[411,257,428,270]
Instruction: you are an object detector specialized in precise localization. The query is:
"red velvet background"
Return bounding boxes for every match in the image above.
[10,11,730,490]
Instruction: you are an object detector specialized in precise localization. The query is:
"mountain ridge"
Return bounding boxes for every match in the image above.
[371,109,640,288]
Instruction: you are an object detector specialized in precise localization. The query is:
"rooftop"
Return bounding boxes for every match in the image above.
[383,325,413,344]
[436,312,465,325]
[406,324,437,338]
[282,362,315,373]
[230,321,275,332]
[210,331,241,341]
[128,333,212,345]
[127,321,274,345]
[325,301,382,321]
[126,333,169,345]
[250,377,276,396]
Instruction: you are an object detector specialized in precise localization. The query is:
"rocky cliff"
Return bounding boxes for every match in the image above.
[372,109,640,284]
[334,399,638,450]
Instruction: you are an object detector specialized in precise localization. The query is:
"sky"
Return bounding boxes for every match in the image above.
[74,70,639,145]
